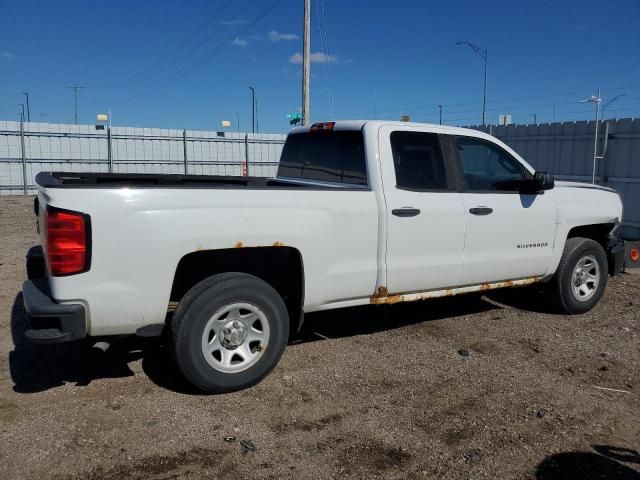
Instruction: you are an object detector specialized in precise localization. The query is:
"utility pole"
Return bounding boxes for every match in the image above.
[301,0,311,125]
[533,113,537,124]
[66,84,85,124]
[438,105,443,125]
[18,103,25,123]
[236,112,240,132]
[249,87,256,133]
[22,93,31,122]
[456,42,488,126]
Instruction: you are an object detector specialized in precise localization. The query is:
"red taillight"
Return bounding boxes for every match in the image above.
[310,121,335,132]
[631,247,639,262]
[45,208,90,276]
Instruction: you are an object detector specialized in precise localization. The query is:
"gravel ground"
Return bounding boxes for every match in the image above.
[1,195,639,480]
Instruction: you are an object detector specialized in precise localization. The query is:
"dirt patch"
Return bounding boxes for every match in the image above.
[68,447,229,480]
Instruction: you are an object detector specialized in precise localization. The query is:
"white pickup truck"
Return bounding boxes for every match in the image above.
[23,120,625,393]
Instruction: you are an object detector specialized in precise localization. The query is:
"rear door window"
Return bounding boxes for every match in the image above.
[277,130,367,186]
[390,131,450,190]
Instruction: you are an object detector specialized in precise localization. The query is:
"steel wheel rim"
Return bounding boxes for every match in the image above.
[201,302,270,373]
[571,254,600,302]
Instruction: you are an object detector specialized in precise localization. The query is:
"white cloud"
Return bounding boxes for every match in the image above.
[269,30,299,42]
[221,19,247,26]
[231,37,249,47]
[289,52,338,64]
[1,51,14,60]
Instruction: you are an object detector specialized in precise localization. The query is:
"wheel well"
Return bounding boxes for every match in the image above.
[567,223,614,249]
[171,247,304,334]
[567,223,616,274]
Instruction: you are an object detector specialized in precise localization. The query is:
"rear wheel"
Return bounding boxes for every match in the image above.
[547,237,608,314]
[171,273,289,393]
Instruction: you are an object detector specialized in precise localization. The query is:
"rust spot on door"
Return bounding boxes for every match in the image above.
[371,286,389,298]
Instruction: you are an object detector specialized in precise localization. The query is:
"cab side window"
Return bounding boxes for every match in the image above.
[456,136,527,192]
[391,131,449,190]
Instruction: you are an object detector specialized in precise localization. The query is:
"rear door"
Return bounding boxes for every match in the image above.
[447,134,556,284]
[379,126,466,293]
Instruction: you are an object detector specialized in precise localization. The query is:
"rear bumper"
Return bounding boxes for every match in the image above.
[23,247,86,344]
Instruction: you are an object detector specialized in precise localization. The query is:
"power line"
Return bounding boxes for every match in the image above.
[101,0,260,91]
[333,86,640,121]
[97,0,283,104]
[113,0,238,88]
[339,85,640,119]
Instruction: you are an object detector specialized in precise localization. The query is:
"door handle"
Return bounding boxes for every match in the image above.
[392,208,421,217]
[469,206,493,216]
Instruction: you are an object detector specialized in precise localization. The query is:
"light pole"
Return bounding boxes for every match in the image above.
[438,105,443,125]
[18,103,25,123]
[456,41,488,126]
[22,92,31,122]
[581,90,602,184]
[66,84,85,124]
[249,87,256,134]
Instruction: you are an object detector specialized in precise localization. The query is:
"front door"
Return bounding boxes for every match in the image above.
[449,134,556,285]
[379,127,466,294]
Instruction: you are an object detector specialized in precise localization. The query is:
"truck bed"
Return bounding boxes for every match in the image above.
[35,172,347,190]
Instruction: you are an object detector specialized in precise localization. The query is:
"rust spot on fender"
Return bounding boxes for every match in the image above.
[272,241,285,247]
[234,241,244,248]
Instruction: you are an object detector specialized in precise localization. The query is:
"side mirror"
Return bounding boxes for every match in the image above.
[533,171,554,191]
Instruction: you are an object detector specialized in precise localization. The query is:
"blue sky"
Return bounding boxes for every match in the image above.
[0,0,638,132]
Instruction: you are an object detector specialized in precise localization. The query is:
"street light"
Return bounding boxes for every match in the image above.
[22,92,30,122]
[249,87,256,134]
[18,103,25,123]
[456,41,488,126]
[581,92,625,185]
[438,105,443,125]
[581,90,602,184]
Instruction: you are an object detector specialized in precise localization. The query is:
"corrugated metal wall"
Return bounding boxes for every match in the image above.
[471,118,640,239]
[0,121,286,194]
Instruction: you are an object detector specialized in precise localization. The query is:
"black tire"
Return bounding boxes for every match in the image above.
[547,237,608,314]
[171,273,289,393]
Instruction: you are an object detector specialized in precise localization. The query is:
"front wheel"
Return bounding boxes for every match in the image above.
[547,237,608,314]
[171,273,289,393]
